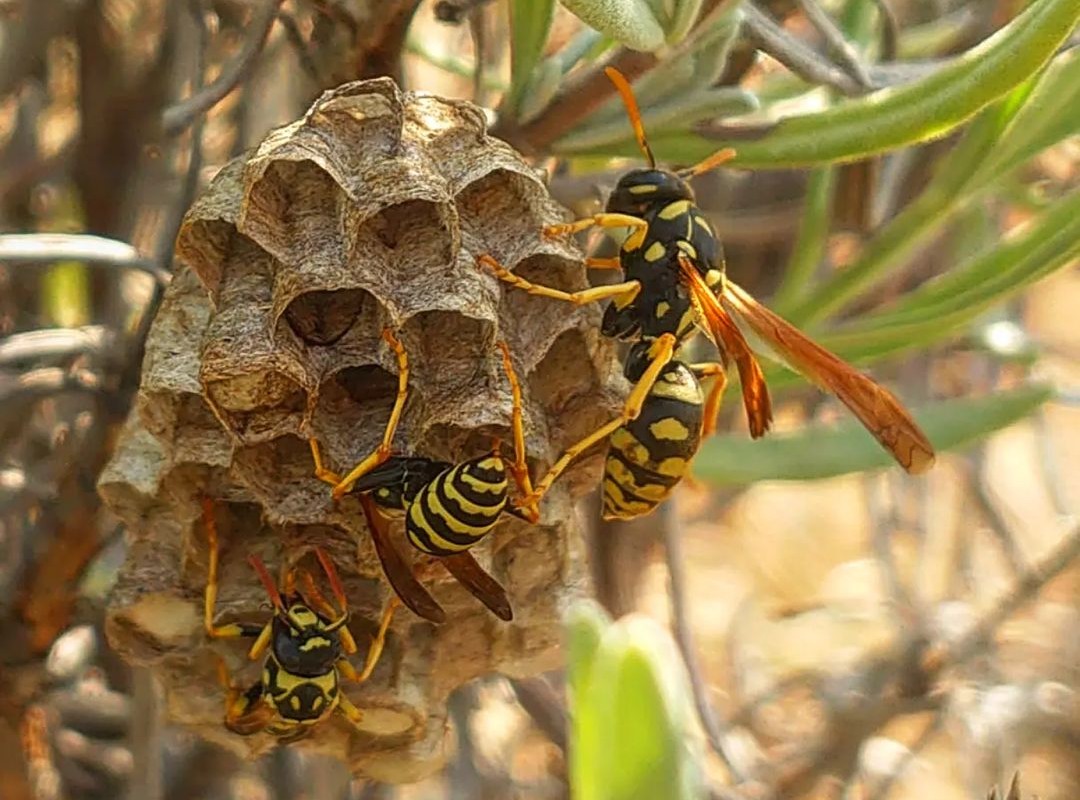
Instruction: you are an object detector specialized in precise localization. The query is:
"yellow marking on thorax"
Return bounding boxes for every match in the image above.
[299,636,332,652]
[648,417,691,441]
[623,225,648,251]
[705,269,724,289]
[629,184,656,194]
[694,214,713,235]
[678,240,698,261]
[644,241,666,262]
[655,300,671,319]
[648,373,704,404]
[658,200,692,221]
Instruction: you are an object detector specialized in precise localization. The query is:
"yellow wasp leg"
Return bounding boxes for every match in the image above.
[496,341,538,523]
[689,361,728,438]
[332,327,410,500]
[201,498,248,641]
[308,439,342,486]
[585,256,623,270]
[340,597,399,684]
[478,254,641,307]
[543,212,648,238]
[519,333,678,511]
[337,693,365,729]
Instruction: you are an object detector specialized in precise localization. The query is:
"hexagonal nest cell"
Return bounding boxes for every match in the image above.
[98,78,623,780]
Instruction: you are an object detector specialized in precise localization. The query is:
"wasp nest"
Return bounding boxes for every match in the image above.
[98,79,621,780]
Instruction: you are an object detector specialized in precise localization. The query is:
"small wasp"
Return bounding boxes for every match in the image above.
[479,67,934,520]
[201,498,396,741]
[308,330,541,623]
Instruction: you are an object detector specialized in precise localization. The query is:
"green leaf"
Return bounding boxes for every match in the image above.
[784,78,1034,326]
[563,0,1080,165]
[508,0,557,114]
[556,87,758,151]
[42,261,90,327]
[559,0,666,51]
[818,187,1080,360]
[660,0,705,45]
[970,49,1080,186]
[566,600,609,800]
[517,57,564,124]
[694,384,1055,485]
[772,167,836,315]
[570,612,702,800]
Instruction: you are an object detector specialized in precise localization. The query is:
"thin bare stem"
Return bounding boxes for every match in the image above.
[0,234,169,284]
[743,4,863,96]
[508,676,568,752]
[160,0,286,136]
[662,499,749,783]
[795,0,873,89]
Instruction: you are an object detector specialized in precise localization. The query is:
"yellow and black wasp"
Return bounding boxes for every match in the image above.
[201,498,395,742]
[479,67,935,521]
[308,330,541,624]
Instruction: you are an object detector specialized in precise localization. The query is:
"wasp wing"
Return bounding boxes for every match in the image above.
[442,552,514,621]
[721,279,935,474]
[358,494,447,623]
[677,255,773,438]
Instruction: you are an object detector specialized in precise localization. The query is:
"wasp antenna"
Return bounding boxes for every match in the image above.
[678,147,737,179]
[248,554,286,614]
[604,66,656,168]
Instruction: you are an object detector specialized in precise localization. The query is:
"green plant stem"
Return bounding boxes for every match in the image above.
[773,167,837,315]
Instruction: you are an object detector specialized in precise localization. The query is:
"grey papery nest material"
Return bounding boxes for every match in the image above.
[98,78,622,780]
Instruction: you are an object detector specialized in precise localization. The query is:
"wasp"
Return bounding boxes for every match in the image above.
[201,498,396,742]
[308,330,541,624]
[479,67,934,520]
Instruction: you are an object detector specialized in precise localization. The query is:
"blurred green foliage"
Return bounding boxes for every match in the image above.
[567,601,704,800]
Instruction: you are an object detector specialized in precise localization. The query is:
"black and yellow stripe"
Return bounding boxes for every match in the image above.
[405,455,509,556]
[602,360,704,520]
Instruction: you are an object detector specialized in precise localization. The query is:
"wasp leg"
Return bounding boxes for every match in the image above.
[585,256,623,270]
[215,655,275,736]
[496,341,538,523]
[332,328,410,500]
[338,597,399,684]
[202,498,263,642]
[478,254,641,308]
[311,547,359,654]
[337,693,366,730]
[309,438,342,487]
[518,333,678,513]
[542,212,648,238]
[690,361,728,438]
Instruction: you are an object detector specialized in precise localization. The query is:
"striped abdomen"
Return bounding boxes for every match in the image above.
[406,455,509,556]
[602,362,703,520]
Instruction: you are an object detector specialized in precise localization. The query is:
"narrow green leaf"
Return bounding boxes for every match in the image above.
[664,0,706,44]
[559,0,666,51]
[773,167,837,315]
[784,79,1032,326]
[970,49,1080,185]
[556,88,758,151]
[564,0,1080,165]
[694,385,1055,485]
[517,57,564,124]
[825,187,1080,351]
[508,0,557,114]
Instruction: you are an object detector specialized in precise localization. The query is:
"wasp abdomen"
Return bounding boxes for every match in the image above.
[406,456,509,557]
[263,656,340,724]
[602,363,704,520]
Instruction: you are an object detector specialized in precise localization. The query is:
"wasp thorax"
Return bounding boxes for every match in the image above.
[606,169,695,215]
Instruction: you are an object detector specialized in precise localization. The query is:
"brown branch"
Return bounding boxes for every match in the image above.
[923,520,1080,676]
[160,0,286,136]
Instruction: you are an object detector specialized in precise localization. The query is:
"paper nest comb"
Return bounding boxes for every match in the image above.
[98,78,622,780]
